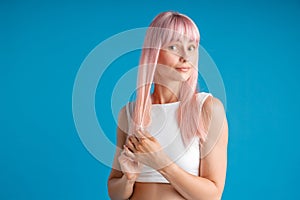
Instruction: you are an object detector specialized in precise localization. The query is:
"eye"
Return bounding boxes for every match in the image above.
[168,45,178,51]
[188,45,196,51]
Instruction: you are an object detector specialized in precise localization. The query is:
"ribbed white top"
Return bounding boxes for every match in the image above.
[125,92,212,183]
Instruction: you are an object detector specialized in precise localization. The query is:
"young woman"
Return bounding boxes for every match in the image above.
[108,11,228,200]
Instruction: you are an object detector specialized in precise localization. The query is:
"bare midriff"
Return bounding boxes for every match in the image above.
[130,182,186,200]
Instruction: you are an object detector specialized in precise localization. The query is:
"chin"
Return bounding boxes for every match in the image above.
[178,72,192,82]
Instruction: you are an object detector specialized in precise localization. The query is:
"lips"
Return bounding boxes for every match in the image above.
[175,66,191,72]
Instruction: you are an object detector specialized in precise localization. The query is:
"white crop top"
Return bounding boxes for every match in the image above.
[125,92,212,183]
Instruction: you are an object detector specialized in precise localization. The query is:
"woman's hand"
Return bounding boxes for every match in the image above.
[118,148,142,182]
[125,130,172,170]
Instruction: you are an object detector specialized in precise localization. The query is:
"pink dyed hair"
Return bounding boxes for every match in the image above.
[132,11,208,146]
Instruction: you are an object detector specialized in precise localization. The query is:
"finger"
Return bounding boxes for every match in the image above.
[125,172,136,181]
[129,136,140,149]
[126,139,137,153]
[128,138,144,154]
[134,133,146,144]
[124,145,136,160]
[135,129,146,139]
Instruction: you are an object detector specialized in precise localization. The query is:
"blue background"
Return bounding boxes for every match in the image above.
[1,0,300,199]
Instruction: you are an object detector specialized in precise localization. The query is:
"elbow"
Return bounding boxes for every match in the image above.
[107,178,131,200]
[107,179,113,199]
[190,186,222,200]
[203,191,222,200]
[208,179,225,200]
[107,179,117,200]
[213,193,223,200]
[211,187,224,200]
[203,184,224,200]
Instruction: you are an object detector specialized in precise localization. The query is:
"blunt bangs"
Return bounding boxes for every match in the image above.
[158,13,200,47]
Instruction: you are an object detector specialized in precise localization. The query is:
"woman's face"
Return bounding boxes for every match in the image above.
[156,39,198,82]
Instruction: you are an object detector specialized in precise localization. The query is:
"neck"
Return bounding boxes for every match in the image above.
[151,83,182,104]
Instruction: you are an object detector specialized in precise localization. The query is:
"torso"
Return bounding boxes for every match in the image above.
[126,92,212,200]
[130,183,186,200]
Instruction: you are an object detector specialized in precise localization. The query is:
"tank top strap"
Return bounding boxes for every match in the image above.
[197,92,213,110]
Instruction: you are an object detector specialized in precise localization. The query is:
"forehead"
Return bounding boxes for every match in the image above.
[162,29,198,45]
[164,38,198,46]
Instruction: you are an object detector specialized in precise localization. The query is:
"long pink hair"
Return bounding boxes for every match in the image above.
[132,11,208,146]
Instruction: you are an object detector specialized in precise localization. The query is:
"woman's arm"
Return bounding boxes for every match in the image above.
[107,107,138,200]
[158,97,228,200]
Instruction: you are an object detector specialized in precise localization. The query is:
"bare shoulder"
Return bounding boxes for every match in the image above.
[202,96,225,115]
[118,105,127,121]
[200,95,226,127]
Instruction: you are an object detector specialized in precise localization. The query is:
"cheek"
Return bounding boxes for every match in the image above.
[189,51,198,61]
[158,51,178,66]
[188,52,198,66]
[155,64,187,82]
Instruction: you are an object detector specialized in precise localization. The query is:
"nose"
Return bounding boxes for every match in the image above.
[179,56,187,63]
[179,49,190,63]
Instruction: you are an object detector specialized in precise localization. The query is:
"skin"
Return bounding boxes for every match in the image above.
[108,40,228,200]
